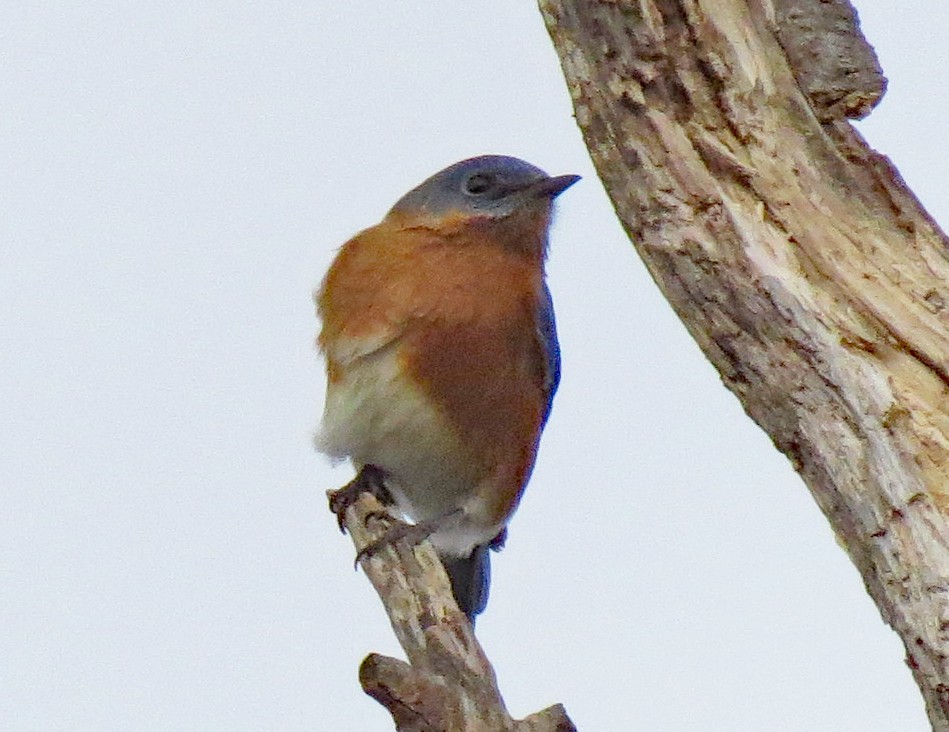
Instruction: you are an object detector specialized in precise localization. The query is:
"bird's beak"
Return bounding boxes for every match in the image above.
[531,174,581,199]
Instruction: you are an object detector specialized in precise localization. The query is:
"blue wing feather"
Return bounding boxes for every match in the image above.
[537,281,561,426]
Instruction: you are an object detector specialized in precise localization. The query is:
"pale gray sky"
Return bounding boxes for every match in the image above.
[2,2,947,730]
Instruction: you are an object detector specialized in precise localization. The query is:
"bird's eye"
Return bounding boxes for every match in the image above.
[463,173,495,195]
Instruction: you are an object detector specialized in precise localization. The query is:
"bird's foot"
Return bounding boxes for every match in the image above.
[328,465,393,533]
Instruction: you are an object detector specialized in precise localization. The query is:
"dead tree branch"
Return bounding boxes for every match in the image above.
[539,0,949,728]
[329,490,576,732]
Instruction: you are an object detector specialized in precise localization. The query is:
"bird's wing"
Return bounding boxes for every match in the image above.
[536,281,561,426]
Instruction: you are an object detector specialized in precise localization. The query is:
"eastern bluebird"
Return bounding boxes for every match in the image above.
[317,155,579,621]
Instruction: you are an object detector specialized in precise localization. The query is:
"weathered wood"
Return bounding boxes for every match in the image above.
[329,489,576,731]
[539,0,949,727]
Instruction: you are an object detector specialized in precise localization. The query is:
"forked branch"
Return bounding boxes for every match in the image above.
[329,489,575,732]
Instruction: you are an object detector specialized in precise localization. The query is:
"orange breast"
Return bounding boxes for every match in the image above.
[318,215,550,519]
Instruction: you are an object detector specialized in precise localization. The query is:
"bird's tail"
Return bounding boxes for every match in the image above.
[442,543,491,623]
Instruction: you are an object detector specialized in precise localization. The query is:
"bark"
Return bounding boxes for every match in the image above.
[329,490,576,732]
[538,0,949,728]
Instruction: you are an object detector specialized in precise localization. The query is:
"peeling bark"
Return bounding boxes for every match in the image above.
[539,0,949,728]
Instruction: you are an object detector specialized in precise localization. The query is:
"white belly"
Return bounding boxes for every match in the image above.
[318,346,483,524]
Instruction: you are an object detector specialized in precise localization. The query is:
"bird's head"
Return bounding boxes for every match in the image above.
[386,155,579,255]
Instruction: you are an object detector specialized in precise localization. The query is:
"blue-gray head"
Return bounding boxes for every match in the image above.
[388,155,580,221]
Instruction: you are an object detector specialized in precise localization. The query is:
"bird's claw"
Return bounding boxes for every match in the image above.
[328,465,393,533]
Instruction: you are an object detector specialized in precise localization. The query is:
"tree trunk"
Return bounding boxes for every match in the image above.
[539,0,949,728]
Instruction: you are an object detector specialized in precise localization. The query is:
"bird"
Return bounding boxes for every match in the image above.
[316,155,579,621]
